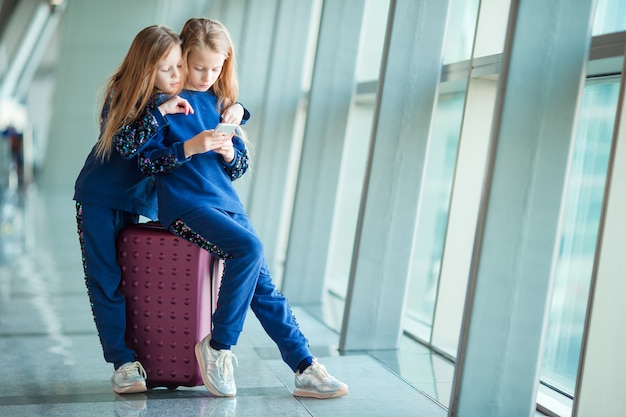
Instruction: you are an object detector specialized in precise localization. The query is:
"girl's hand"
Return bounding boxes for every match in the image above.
[214,137,235,163]
[158,96,194,116]
[220,103,244,125]
[183,129,230,158]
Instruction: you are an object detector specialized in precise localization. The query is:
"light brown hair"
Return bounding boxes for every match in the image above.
[179,18,239,112]
[95,25,181,160]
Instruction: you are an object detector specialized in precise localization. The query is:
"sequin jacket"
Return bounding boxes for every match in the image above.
[137,89,250,228]
[73,94,170,220]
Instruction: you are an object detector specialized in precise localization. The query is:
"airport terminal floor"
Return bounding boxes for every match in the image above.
[0,184,454,417]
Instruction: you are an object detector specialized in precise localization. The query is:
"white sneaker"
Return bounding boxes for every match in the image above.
[195,335,238,397]
[293,358,348,399]
[111,361,147,394]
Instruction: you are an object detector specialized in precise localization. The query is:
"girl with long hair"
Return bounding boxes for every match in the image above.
[138,18,348,399]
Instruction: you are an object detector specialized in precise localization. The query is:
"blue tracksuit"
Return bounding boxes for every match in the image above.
[74,94,170,368]
[138,89,312,372]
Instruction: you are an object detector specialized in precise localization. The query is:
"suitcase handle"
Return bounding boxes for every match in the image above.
[135,221,165,230]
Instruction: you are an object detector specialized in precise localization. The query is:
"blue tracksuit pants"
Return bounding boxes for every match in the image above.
[76,202,138,369]
[169,206,312,372]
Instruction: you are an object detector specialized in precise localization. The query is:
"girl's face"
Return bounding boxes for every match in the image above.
[185,47,226,92]
[154,45,183,94]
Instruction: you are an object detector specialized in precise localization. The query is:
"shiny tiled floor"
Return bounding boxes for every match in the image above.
[0,184,451,417]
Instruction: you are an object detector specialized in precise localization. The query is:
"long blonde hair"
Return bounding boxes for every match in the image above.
[180,18,239,112]
[95,25,181,160]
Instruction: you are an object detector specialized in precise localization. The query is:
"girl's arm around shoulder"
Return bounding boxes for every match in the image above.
[113,94,193,159]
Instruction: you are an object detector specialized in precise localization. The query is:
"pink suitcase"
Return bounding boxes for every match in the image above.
[117,222,222,388]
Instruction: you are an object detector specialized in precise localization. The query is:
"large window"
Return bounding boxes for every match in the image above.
[400,0,624,413]
[539,0,626,402]
[541,76,620,395]
[310,0,624,412]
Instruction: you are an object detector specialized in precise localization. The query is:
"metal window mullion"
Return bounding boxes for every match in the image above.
[340,0,451,351]
[281,0,367,302]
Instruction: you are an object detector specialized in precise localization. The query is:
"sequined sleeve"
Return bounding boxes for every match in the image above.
[137,151,179,176]
[225,147,249,181]
[112,94,169,158]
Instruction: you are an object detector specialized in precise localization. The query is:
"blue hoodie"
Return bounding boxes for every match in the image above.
[73,94,170,220]
[138,89,249,228]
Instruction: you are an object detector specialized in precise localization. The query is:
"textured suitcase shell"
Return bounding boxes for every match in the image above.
[117,222,221,388]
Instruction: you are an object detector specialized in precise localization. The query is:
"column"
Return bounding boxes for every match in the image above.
[450,0,595,415]
[281,0,366,302]
[340,0,451,350]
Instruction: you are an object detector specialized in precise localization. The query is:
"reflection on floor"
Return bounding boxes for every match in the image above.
[0,185,452,416]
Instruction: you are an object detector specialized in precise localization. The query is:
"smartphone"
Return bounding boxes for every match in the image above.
[215,123,238,134]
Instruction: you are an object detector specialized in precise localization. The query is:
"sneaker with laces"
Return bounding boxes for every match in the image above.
[111,361,147,394]
[293,358,348,399]
[195,334,238,397]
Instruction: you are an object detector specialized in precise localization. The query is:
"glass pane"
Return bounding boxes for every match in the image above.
[404,92,465,341]
[443,0,480,64]
[472,0,511,58]
[404,0,482,343]
[324,99,375,330]
[356,0,391,82]
[592,0,626,35]
[541,76,620,395]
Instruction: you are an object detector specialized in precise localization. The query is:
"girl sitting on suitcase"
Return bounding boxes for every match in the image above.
[138,17,348,399]
[74,24,247,394]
